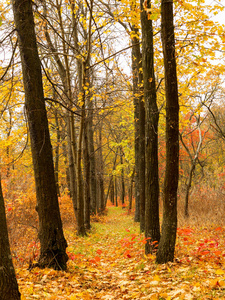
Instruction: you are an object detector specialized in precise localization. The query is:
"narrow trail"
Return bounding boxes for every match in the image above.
[65,206,146,299]
[17,206,225,299]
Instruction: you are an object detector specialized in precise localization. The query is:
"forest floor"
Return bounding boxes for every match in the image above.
[14,205,225,299]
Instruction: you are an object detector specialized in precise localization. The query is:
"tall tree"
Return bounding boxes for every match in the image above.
[140,0,160,248]
[156,0,179,263]
[12,0,68,270]
[0,176,21,300]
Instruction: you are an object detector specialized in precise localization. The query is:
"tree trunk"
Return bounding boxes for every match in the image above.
[130,15,145,230]
[156,0,179,264]
[131,22,142,222]
[115,177,118,207]
[98,126,105,213]
[54,107,61,197]
[0,176,21,300]
[60,121,71,193]
[140,0,160,252]
[76,62,87,236]
[110,178,115,205]
[129,169,135,212]
[83,117,91,230]
[184,164,195,218]
[87,92,98,215]
[13,0,68,270]
[120,147,125,207]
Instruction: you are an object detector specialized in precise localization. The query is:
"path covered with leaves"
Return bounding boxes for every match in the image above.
[16,206,225,299]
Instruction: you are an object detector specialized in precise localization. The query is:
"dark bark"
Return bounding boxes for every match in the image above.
[54,107,61,197]
[83,117,91,230]
[0,177,21,300]
[60,121,71,193]
[105,151,118,206]
[87,96,97,215]
[13,0,68,270]
[131,29,141,222]
[130,17,145,230]
[97,126,105,213]
[76,62,86,236]
[115,177,118,207]
[110,178,115,205]
[140,0,160,252]
[120,147,125,207]
[130,17,142,218]
[184,164,195,217]
[129,169,135,212]
[156,0,179,264]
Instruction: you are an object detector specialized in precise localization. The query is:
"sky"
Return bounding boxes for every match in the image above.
[206,0,225,24]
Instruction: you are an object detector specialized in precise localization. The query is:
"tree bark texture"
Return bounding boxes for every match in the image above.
[120,147,125,207]
[83,117,91,230]
[140,0,161,251]
[76,62,86,236]
[87,91,98,215]
[131,24,142,222]
[54,107,61,197]
[97,126,105,212]
[0,177,21,300]
[156,0,179,264]
[13,0,68,270]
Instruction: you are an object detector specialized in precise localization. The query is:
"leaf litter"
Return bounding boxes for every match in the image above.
[13,206,225,299]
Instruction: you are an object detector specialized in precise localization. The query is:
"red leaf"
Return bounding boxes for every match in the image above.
[96,249,102,255]
[215,227,222,231]
[94,256,100,262]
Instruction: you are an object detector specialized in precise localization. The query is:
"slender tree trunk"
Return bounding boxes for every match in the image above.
[140,0,160,252]
[131,22,141,222]
[83,117,91,230]
[120,147,125,207]
[184,164,195,217]
[129,169,135,212]
[87,92,97,215]
[0,176,21,300]
[156,0,179,264]
[98,126,105,212]
[76,62,87,236]
[139,77,145,231]
[6,110,12,178]
[115,177,118,207]
[60,121,71,193]
[105,151,118,206]
[130,12,145,231]
[54,107,61,197]
[110,178,115,205]
[66,118,77,216]
[12,0,68,270]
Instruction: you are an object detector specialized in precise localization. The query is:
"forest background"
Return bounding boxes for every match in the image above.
[1,0,225,298]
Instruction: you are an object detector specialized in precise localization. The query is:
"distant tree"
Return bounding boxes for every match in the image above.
[179,114,205,217]
[12,0,68,269]
[0,176,21,300]
[156,0,179,263]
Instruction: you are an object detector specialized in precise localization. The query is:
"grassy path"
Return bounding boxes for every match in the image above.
[17,206,225,299]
